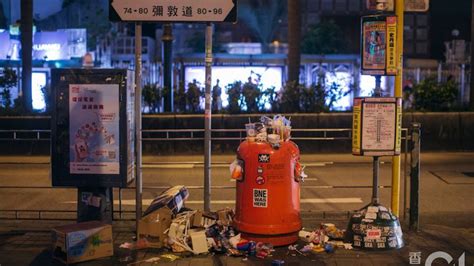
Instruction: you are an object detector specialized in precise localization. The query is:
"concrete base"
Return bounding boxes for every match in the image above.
[345,204,404,250]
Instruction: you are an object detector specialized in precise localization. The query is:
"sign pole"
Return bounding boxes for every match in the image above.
[204,23,213,212]
[134,22,143,236]
[391,0,404,217]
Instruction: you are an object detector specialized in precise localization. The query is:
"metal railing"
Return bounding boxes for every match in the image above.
[0,127,411,221]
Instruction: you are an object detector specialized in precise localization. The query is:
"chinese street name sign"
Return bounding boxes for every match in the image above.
[109,0,237,22]
[361,15,398,76]
[366,0,429,12]
[352,97,402,156]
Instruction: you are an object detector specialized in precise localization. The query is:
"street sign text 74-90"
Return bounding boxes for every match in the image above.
[109,0,237,22]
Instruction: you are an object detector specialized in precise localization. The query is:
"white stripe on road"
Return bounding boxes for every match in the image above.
[142,164,194,169]
[64,197,362,206]
[141,162,331,169]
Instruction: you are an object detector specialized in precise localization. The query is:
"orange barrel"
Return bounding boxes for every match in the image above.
[233,140,302,246]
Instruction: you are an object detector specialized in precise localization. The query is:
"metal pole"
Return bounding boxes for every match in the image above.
[162,24,174,112]
[204,23,213,212]
[134,22,143,236]
[374,75,382,97]
[461,64,466,104]
[372,156,380,205]
[409,123,421,231]
[20,0,33,112]
[391,0,404,217]
[470,0,474,109]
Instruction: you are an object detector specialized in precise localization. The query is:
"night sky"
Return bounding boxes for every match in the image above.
[430,0,471,59]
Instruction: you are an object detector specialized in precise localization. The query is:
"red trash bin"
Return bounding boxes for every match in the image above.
[232,140,303,246]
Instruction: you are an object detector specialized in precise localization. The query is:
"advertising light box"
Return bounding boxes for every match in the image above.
[0,31,10,59]
[51,69,135,187]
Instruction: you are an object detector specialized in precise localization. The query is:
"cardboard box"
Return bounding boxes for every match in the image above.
[138,207,172,248]
[52,221,113,264]
[138,186,189,248]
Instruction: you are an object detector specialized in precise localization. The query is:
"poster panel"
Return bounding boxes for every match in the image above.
[69,84,120,174]
[361,101,396,152]
[362,19,387,74]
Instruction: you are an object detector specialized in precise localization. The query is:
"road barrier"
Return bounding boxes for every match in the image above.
[0,127,412,221]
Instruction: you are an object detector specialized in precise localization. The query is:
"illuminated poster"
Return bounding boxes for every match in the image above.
[69,84,120,174]
[361,15,398,76]
[0,31,10,59]
[33,32,68,60]
[362,19,386,74]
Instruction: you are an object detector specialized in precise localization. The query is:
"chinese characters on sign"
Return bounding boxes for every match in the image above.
[361,15,398,76]
[110,0,237,22]
[69,84,120,175]
[352,97,402,156]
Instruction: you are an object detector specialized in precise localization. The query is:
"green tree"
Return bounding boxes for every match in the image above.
[186,80,202,112]
[411,77,458,111]
[238,0,286,52]
[226,81,243,114]
[242,77,261,112]
[301,20,346,54]
[142,84,161,113]
[0,67,18,111]
[279,81,302,113]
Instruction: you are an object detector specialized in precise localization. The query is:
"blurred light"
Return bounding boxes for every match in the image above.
[185,66,283,109]
[325,72,352,111]
[359,75,387,96]
[32,72,47,111]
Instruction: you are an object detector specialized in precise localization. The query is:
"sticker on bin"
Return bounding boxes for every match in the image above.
[258,154,270,163]
[366,229,382,240]
[253,189,268,208]
[256,176,265,185]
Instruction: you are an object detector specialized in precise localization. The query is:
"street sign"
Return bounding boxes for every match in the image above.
[405,0,429,12]
[366,0,429,12]
[352,97,402,156]
[109,0,237,22]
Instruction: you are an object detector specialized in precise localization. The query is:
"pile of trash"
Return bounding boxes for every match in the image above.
[296,223,353,255]
[119,185,352,260]
[245,115,292,146]
[120,185,277,259]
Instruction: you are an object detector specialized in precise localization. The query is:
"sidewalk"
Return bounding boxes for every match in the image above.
[0,219,473,266]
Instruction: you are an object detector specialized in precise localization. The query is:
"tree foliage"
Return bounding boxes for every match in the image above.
[409,77,458,111]
[301,20,346,54]
[0,67,18,110]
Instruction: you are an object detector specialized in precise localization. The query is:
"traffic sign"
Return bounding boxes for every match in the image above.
[366,0,429,12]
[405,0,429,12]
[109,0,237,22]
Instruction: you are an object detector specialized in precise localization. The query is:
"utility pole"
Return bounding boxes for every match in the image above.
[470,0,474,109]
[391,0,404,217]
[20,0,33,112]
[287,0,301,83]
[162,24,174,112]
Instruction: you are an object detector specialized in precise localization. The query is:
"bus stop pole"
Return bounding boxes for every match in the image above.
[391,0,404,217]
[135,22,143,235]
[204,23,213,212]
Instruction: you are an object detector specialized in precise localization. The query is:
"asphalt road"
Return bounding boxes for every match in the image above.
[0,153,473,228]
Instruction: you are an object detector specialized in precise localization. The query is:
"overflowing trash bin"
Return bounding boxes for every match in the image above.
[231,115,307,246]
